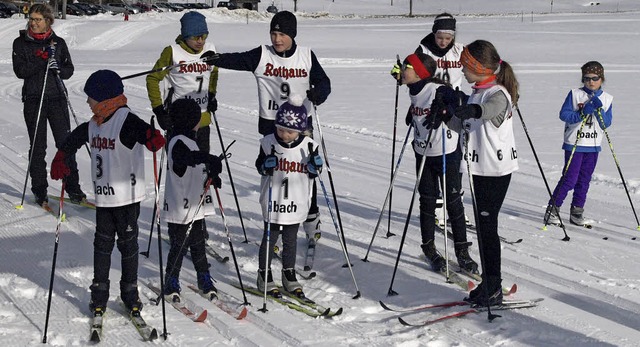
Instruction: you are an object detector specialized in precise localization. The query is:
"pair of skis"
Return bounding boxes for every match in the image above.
[381,298,543,326]
[89,300,158,342]
[236,283,342,318]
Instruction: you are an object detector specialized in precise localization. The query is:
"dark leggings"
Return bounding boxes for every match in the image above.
[258,223,299,270]
[470,174,511,277]
[165,219,209,278]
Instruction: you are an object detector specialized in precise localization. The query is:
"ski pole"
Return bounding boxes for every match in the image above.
[213,187,250,306]
[596,110,640,230]
[387,54,402,238]
[211,111,249,243]
[388,123,435,296]
[362,123,413,262]
[17,61,50,210]
[514,105,569,240]
[141,138,166,258]
[311,142,361,299]
[259,145,275,313]
[120,57,208,80]
[312,105,352,266]
[53,73,90,156]
[441,125,450,281]
[149,117,168,339]
[42,181,65,343]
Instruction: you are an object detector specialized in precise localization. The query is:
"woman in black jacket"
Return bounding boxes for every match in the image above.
[12,3,85,207]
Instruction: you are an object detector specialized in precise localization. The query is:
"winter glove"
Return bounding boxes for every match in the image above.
[50,150,70,180]
[206,154,223,189]
[307,151,323,179]
[405,109,413,126]
[454,104,482,120]
[207,92,217,113]
[201,50,219,65]
[428,96,454,129]
[153,105,172,131]
[259,153,278,176]
[47,58,59,73]
[390,63,401,81]
[435,85,457,105]
[581,96,603,116]
[306,88,319,105]
[145,128,166,152]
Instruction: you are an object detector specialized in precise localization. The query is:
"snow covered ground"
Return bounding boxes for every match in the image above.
[1,0,640,346]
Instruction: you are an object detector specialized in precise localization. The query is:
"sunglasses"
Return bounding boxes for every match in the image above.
[401,63,414,71]
[188,34,208,41]
[582,76,601,83]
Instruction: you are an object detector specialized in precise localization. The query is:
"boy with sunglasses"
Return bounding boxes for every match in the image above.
[146,11,219,152]
[544,61,613,227]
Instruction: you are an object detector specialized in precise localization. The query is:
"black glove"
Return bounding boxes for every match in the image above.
[153,105,172,131]
[435,85,456,104]
[201,50,219,66]
[428,96,454,129]
[405,109,413,126]
[206,154,223,189]
[259,154,278,176]
[306,88,319,105]
[454,104,482,120]
[207,92,217,113]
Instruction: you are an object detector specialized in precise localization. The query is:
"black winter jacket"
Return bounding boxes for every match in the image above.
[12,29,74,102]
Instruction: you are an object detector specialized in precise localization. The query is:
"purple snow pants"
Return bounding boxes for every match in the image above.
[549,151,599,208]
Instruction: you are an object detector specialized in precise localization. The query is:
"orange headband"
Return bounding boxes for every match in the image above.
[460,47,496,76]
[406,54,431,80]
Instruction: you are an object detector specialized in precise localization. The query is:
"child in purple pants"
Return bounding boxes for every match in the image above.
[545,61,613,226]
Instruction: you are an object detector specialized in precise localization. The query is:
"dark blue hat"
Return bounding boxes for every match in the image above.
[169,98,201,133]
[181,11,209,39]
[275,95,307,132]
[84,70,124,102]
[270,10,296,39]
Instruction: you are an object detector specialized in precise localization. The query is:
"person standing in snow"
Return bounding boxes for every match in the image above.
[161,98,223,302]
[391,12,469,229]
[50,70,165,316]
[201,10,331,248]
[254,96,322,298]
[12,3,87,208]
[544,61,612,228]
[440,40,519,306]
[399,52,477,275]
[146,11,219,152]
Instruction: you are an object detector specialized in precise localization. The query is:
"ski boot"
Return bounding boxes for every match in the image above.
[544,205,561,225]
[570,205,589,227]
[465,276,503,307]
[120,282,143,313]
[421,241,446,272]
[197,271,218,301]
[67,187,87,205]
[163,275,181,303]
[89,280,109,313]
[257,269,281,298]
[455,242,479,274]
[282,268,306,299]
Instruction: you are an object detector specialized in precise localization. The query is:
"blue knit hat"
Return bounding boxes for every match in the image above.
[181,11,208,39]
[84,70,124,102]
[275,95,307,132]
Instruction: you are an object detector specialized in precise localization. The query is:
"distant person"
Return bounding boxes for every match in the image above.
[50,69,165,317]
[11,3,86,209]
[440,40,520,306]
[544,61,612,228]
[399,52,477,274]
[124,9,129,21]
[201,10,331,242]
[254,96,322,298]
[22,4,29,19]
[146,11,219,152]
[162,98,223,302]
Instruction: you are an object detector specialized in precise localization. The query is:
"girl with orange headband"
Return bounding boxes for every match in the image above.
[400,52,477,276]
[441,40,520,307]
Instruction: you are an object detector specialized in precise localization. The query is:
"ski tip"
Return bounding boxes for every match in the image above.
[61,213,67,222]
[148,328,159,341]
[398,317,412,326]
[467,280,475,291]
[236,306,248,320]
[541,225,547,231]
[320,307,331,316]
[90,330,100,342]
[508,283,517,295]
[195,310,208,322]
[632,236,637,241]
[15,204,23,210]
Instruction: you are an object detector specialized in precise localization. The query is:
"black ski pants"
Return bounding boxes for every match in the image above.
[259,223,299,270]
[165,219,209,279]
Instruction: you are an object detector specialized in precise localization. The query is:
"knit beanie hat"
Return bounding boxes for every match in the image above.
[84,70,124,102]
[275,95,307,132]
[581,61,604,80]
[432,13,456,35]
[181,11,208,39]
[270,10,297,39]
[169,98,202,133]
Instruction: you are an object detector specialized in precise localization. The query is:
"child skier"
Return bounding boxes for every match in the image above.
[400,52,477,274]
[50,70,166,316]
[544,61,612,227]
[255,95,323,298]
[442,40,520,306]
[161,98,223,301]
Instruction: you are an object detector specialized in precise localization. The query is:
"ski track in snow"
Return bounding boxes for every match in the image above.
[2,3,640,346]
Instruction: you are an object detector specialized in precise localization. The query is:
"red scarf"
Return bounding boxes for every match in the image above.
[91,95,128,126]
[28,28,52,41]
